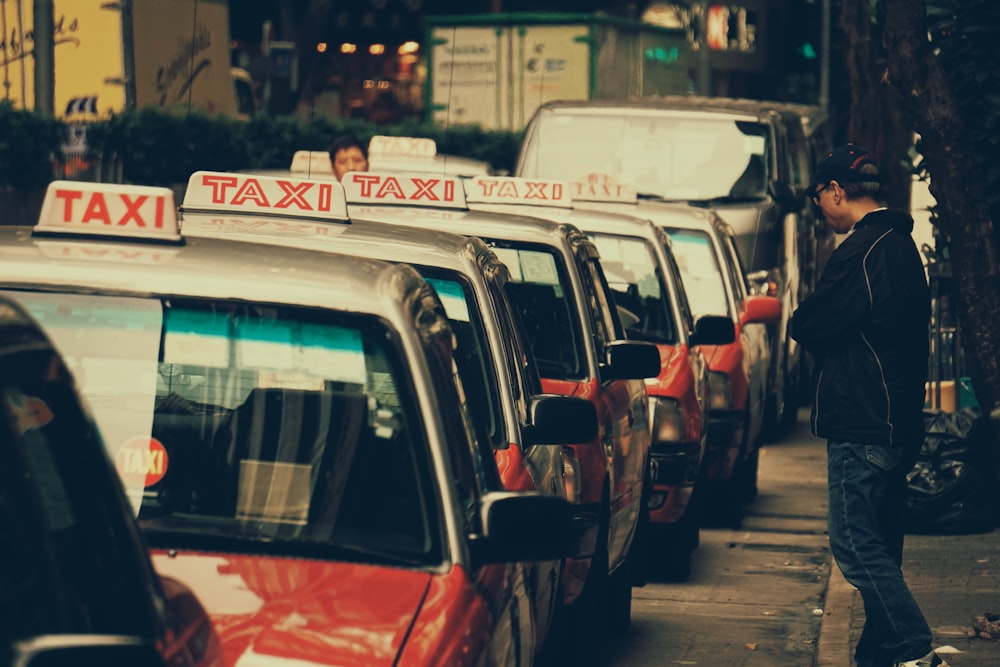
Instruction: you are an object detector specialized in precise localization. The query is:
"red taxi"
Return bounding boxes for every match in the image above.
[660,213,781,524]
[177,170,599,658]
[0,180,574,667]
[339,170,660,656]
[462,177,735,580]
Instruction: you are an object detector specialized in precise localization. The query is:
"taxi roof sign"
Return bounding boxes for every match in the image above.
[466,176,572,208]
[289,150,335,176]
[35,180,182,242]
[368,135,437,158]
[341,171,467,210]
[570,173,638,204]
[182,171,350,221]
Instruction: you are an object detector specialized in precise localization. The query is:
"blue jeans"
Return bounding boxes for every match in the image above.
[827,440,932,667]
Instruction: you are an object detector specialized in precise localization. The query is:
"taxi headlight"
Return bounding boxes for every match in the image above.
[649,397,684,444]
[709,371,732,411]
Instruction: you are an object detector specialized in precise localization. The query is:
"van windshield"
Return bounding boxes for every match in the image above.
[4,290,444,567]
[522,112,770,201]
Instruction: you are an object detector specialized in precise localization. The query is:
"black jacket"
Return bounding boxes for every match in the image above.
[790,209,930,451]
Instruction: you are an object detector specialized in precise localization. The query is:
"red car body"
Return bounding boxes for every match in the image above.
[341,172,660,653]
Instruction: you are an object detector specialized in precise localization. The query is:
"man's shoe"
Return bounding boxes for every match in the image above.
[892,650,950,667]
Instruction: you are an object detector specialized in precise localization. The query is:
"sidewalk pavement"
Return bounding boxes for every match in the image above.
[815,525,1000,667]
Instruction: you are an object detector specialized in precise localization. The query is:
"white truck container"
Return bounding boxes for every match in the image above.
[425,12,690,131]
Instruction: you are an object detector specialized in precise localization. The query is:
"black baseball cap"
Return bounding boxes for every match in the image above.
[811,143,882,191]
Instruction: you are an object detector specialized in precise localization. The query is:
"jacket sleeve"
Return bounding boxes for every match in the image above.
[790,243,870,359]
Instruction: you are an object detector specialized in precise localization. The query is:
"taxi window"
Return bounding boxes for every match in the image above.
[0,345,161,639]
[664,229,732,319]
[489,241,587,381]
[722,232,751,303]
[410,285,494,535]
[5,290,445,568]
[577,257,615,355]
[587,233,677,344]
[485,261,544,426]
[422,272,503,452]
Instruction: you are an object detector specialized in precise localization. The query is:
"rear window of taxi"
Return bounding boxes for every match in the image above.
[4,290,446,567]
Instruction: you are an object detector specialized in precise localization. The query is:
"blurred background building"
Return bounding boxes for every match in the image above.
[228,0,825,124]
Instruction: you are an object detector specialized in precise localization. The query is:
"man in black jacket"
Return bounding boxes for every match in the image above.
[790,144,944,667]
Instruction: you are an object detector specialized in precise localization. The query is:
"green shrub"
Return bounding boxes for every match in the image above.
[0,106,524,188]
[0,102,63,189]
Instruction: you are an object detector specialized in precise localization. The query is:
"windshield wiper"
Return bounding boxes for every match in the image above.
[687,194,766,207]
[143,520,431,567]
[637,192,689,203]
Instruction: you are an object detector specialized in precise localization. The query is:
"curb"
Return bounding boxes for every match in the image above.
[815,557,857,667]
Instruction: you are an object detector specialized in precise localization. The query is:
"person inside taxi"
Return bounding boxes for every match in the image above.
[330,135,369,181]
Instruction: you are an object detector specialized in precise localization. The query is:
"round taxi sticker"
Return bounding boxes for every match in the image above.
[116,436,169,488]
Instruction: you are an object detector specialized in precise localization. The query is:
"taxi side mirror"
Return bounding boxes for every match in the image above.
[602,340,661,381]
[689,315,736,346]
[12,635,167,667]
[524,394,598,446]
[472,491,574,564]
[740,294,782,326]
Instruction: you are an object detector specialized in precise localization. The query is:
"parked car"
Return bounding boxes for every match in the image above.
[178,170,598,659]
[515,97,815,439]
[462,175,736,580]
[0,294,222,667]
[1,180,574,667]
[659,211,782,525]
[340,169,660,657]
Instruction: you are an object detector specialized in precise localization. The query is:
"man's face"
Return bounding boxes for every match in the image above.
[333,147,369,181]
[812,180,853,234]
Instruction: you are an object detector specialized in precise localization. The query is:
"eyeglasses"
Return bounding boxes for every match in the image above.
[812,183,831,206]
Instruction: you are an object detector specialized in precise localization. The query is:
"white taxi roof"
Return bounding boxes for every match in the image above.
[2,182,425,321]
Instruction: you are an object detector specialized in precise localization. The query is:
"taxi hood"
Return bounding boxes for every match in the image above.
[152,552,432,667]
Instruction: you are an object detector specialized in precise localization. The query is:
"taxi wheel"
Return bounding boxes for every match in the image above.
[562,501,611,663]
[780,353,801,430]
[735,446,760,503]
[629,458,653,588]
[656,503,699,582]
[607,557,632,637]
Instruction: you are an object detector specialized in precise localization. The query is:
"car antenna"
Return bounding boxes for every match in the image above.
[440,26,459,176]
[185,0,200,116]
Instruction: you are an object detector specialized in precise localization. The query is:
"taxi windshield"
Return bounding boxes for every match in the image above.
[4,290,444,567]
[489,242,587,381]
[521,113,770,201]
[663,229,732,319]
[586,233,677,344]
[422,271,503,451]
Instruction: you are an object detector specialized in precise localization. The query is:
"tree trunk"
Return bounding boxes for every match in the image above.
[883,0,1000,415]
[839,0,913,210]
